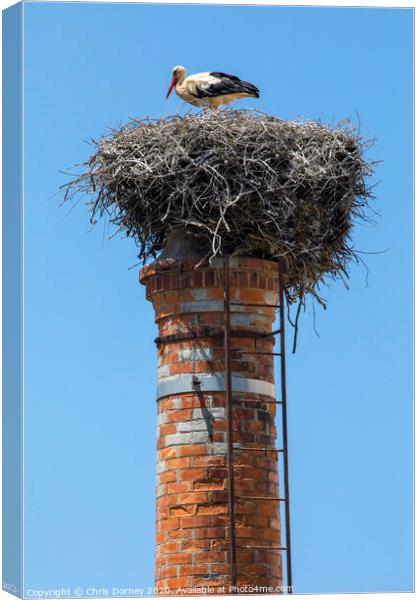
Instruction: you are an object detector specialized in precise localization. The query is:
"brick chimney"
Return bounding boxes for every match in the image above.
[140,253,282,595]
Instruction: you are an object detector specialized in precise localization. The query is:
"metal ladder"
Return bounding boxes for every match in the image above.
[223,255,293,594]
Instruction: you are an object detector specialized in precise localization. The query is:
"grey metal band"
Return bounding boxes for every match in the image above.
[157,374,275,399]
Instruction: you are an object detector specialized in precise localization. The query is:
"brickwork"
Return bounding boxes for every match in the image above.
[140,257,282,595]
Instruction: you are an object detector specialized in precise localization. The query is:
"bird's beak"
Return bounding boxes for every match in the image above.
[165,77,176,99]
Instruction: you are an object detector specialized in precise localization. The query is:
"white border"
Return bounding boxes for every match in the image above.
[0,3,415,600]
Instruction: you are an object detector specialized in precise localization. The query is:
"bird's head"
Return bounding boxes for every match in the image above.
[166,65,186,99]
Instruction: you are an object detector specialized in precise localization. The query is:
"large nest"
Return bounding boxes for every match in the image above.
[64,110,376,301]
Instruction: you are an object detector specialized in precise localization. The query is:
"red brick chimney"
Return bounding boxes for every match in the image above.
[140,254,283,595]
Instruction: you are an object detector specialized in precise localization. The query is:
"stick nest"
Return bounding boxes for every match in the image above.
[63,110,376,299]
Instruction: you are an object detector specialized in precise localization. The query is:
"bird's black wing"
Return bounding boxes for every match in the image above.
[194,72,260,98]
[209,72,241,81]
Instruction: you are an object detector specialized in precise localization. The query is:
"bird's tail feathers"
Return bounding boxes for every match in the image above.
[240,80,260,98]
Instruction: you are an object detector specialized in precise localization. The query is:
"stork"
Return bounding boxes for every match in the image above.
[165,65,260,109]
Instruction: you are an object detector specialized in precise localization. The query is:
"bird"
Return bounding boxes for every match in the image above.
[165,65,260,109]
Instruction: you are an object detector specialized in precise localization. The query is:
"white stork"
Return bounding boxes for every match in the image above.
[165,65,260,109]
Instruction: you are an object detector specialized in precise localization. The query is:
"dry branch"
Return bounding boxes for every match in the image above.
[62,109,376,304]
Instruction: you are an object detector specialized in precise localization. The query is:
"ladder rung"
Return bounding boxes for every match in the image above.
[239,545,288,550]
[233,350,282,356]
[239,446,283,453]
[260,327,282,337]
[230,302,279,309]
[236,495,285,501]
[233,398,283,404]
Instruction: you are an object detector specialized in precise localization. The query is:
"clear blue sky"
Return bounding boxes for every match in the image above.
[22,2,413,595]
